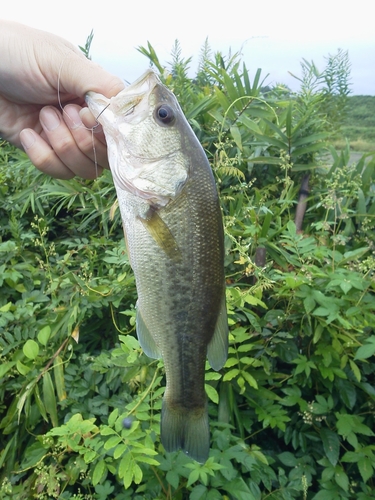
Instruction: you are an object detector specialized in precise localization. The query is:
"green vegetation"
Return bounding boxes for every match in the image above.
[335,95,375,151]
[1,42,375,499]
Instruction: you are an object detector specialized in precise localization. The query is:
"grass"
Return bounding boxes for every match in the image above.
[332,95,375,151]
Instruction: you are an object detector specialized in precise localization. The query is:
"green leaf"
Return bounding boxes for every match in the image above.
[230,125,242,150]
[119,454,134,489]
[100,425,117,436]
[119,334,140,351]
[23,339,39,360]
[358,457,373,483]
[166,470,180,490]
[311,489,340,500]
[0,301,13,312]
[334,466,349,492]
[223,368,240,381]
[43,372,58,427]
[293,355,317,377]
[349,359,361,382]
[340,280,352,294]
[113,443,127,460]
[340,247,369,264]
[278,451,297,467]
[34,384,48,423]
[336,379,356,409]
[134,456,159,466]
[92,459,106,486]
[241,371,258,389]
[84,449,97,463]
[335,413,374,440]
[222,72,240,105]
[262,118,288,142]
[53,356,66,401]
[304,295,316,314]
[285,102,292,137]
[223,357,238,368]
[237,114,261,134]
[205,384,219,404]
[293,132,329,147]
[314,395,333,414]
[18,441,48,470]
[130,446,157,456]
[190,485,207,500]
[224,477,256,500]
[243,294,267,309]
[293,142,328,158]
[346,432,358,449]
[214,88,234,119]
[133,463,143,484]
[104,435,122,450]
[354,336,375,360]
[341,451,360,463]
[37,325,51,346]
[108,408,119,427]
[16,360,30,376]
[186,468,200,488]
[320,428,340,466]
[0,361,16,379]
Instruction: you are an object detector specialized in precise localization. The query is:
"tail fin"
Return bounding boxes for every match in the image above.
[161,400,210,463]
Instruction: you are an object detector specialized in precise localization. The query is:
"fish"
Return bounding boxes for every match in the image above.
[86,70,228,463]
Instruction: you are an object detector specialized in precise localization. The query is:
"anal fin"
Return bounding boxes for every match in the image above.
[207,291,228,371]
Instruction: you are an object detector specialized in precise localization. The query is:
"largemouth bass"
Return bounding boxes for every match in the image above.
[86,70,228,463]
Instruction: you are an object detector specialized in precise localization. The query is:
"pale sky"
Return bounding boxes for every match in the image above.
[4,0,375,95]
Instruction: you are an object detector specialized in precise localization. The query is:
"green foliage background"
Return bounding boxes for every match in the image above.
[337,95,375,151]
[1,42,375,499]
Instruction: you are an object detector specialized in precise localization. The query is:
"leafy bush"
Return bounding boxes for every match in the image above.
[1,42,375,499]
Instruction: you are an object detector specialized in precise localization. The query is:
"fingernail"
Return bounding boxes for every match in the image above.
[40,107,61,131]
[20,129,36,150]
[64,105,83,130]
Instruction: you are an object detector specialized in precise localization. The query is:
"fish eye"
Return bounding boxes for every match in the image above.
[155,105,175,125]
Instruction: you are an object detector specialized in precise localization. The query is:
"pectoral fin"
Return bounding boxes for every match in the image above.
[121,224,133,266]
[136,306,161,359]
[139,208,182,262]
[207,291,229,371]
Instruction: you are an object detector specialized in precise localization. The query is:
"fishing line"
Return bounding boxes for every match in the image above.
[56,56,112,226]
[89,103,112,179]
[95,102,111,121]
[57,56,107,179]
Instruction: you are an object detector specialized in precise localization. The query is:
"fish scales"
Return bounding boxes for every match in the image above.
[86,70,228,463]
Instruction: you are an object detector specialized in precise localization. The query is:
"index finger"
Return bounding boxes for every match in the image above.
[79,106,107,145]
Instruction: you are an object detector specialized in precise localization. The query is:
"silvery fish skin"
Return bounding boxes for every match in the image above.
[86,70,228,463]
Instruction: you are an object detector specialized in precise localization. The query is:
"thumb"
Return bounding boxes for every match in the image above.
[59,51,126,99]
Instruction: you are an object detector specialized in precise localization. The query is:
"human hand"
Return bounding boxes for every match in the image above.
[0,20,125,179]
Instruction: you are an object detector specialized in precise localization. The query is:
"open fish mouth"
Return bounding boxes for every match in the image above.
[86,70,160,120]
